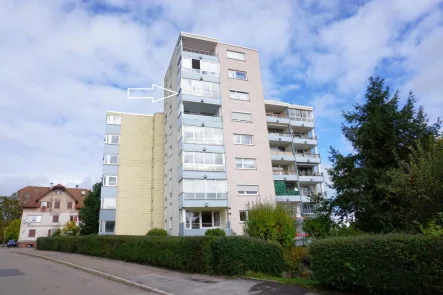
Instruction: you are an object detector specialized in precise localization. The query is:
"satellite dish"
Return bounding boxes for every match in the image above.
[41,206,47,211]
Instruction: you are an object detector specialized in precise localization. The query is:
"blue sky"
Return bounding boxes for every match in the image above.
[0,0,442,195]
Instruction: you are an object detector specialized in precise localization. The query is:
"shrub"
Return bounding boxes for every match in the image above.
[244,198,295,247]
[283,246,310,277]
[310,234,443,294]
[37,235,284,276]
[205,228,226,236]
[61,221,79,236]
[146,228,168,236]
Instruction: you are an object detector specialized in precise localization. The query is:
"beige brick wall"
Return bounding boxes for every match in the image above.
[114,112,164,235]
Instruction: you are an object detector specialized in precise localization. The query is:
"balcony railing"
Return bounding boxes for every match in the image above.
[183,47,216,56]
[183,138,223,145]
[183,113,222,122]
[182,89,220,98]
[298,171,323,177]
[273,170,297,175]
[275,180,300,196]
[183,163,225,171]
[269,133,316,140]
[289,116,314,123]
[270,150,293,156]
[266,112,288,118]
[294,153,320,158]
[268,132,292,137]
[183,68,219,77]
[183,192,227,199]
[293,134,317,140]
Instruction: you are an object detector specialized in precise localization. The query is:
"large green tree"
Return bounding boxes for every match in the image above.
[79,182,101,235]
[0,195,22,221]
[328,77,441,233]
[4,219,21,241]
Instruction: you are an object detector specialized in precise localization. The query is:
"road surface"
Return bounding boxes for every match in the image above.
[0,248,152,295]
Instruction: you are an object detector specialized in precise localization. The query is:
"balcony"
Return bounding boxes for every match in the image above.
[298,172,324,184]
[182,47,218,62]
[270,150,296,162]
[290,116,315,131]
[293,135,318,149]
[275,180,302,202]
[294,153,321,165]
[180,113,223,129]
[183,163,225,172]
[273,170,298,181]
[179,192,228,209]
[179,90,221,107]
[268,132,293,143]
[266,113,290,125]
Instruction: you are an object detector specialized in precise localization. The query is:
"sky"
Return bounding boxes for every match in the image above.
[0,0,442,195]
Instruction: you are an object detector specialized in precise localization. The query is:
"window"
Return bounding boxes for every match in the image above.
[54,201,60,209]
[236,158,256,169]
[27,215,41,223]
[227,50,246,61]
[70,215,78,222]
[103,155,118,165]
[233,134,253,145]
[303,203,316,214]
[48,229,52,236]
[228,70,247,80]
[288,109,313,122]
[28,229,36,237]
[229,90,249,101]
[52,215,59,223]
[183,152,225,171]
[103,176,118,186]
[67,202,72,209]
[101,198,116,209]
[106,115,121,125]
[181,78,220,97]
[40,201,47,208]
[239,210,248,222]
[106,135,120,144]
[237,185,259,195]
[183,179,227,199]
[232,111,252,122]
[99,221,115,233]
[182,58,219,76]
[185,211,221,229]
[182,126,223,145]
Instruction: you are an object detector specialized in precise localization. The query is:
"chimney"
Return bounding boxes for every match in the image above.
[76,185,79,188]
[50,182,53,188]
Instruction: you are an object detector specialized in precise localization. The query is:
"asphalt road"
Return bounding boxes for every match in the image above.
[0,248,152,295]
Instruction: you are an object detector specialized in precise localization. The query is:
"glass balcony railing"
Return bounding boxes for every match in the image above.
[183,163,225,171]
[266,112,288,118]
[270,150,294,156]
[298,171,323,177]
[273,170,297,175]
[182,89,220,98]
[294,153,320,158]
[289,116,314,123]
[183,47,216,56]
[183,138,223,145]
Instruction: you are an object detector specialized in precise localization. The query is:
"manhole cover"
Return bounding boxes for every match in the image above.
[0,269,24,277]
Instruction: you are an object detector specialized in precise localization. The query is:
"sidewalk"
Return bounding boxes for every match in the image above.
[12,248,314,295]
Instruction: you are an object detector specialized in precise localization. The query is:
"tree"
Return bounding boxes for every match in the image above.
[244,198,295,247]
[0,196,22,221]
[328,77,441,233]
[4,219,21,241]
[79,182,101,235]
[382,138,443,231]
[61,221,79,236]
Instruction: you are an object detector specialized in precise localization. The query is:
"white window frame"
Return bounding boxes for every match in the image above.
[106,115,121,125]
[228,70,247,80]
[233,134,254,145]
[183,179,227,199]
[181,78,220,97]
[183,151,225,171]
[103,176,118,186]
[99,221,115,233]
[235,158,257,169]
[237,185,259,196]
[229,90,249,101]
[185,211,221,229]
[182,126,224,145]
[40,201,47,208]
[106,135,120,145]
[101,198,116,209]
[231,111,252,122]
[182,57,219,76]
[103,155,118,165]
[27,215,42,223]
[227,50,246,61]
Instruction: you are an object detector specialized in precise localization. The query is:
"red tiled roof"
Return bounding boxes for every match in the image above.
[17,184,89,209]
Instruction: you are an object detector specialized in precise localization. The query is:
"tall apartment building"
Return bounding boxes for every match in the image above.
[163,33,324,238]
[98,111,165,235]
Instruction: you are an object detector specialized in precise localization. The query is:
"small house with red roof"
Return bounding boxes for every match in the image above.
[16,183,89,248]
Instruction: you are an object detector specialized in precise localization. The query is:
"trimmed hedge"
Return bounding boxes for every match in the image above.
[205,228,226,236]
[146,228,168,236]
[310,234,443,294]
[37,235,284,276]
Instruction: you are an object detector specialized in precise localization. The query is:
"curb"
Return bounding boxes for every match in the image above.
[12,250,175,295]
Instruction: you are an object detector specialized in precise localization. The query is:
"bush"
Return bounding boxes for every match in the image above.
[205,228,226,236]
[146,228,168,236]
[244,198,295,247]
[310,234,443,294]
[37,235,284,276]
[283,246,310,277]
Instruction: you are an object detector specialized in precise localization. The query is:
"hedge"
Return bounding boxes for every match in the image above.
[310,234,443,295]
[37,235,284,276]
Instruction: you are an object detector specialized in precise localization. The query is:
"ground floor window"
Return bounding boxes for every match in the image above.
[99,221,115,233]
[185,211,221,229]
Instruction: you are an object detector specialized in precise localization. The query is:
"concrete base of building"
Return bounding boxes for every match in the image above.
[18,241,36,248]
